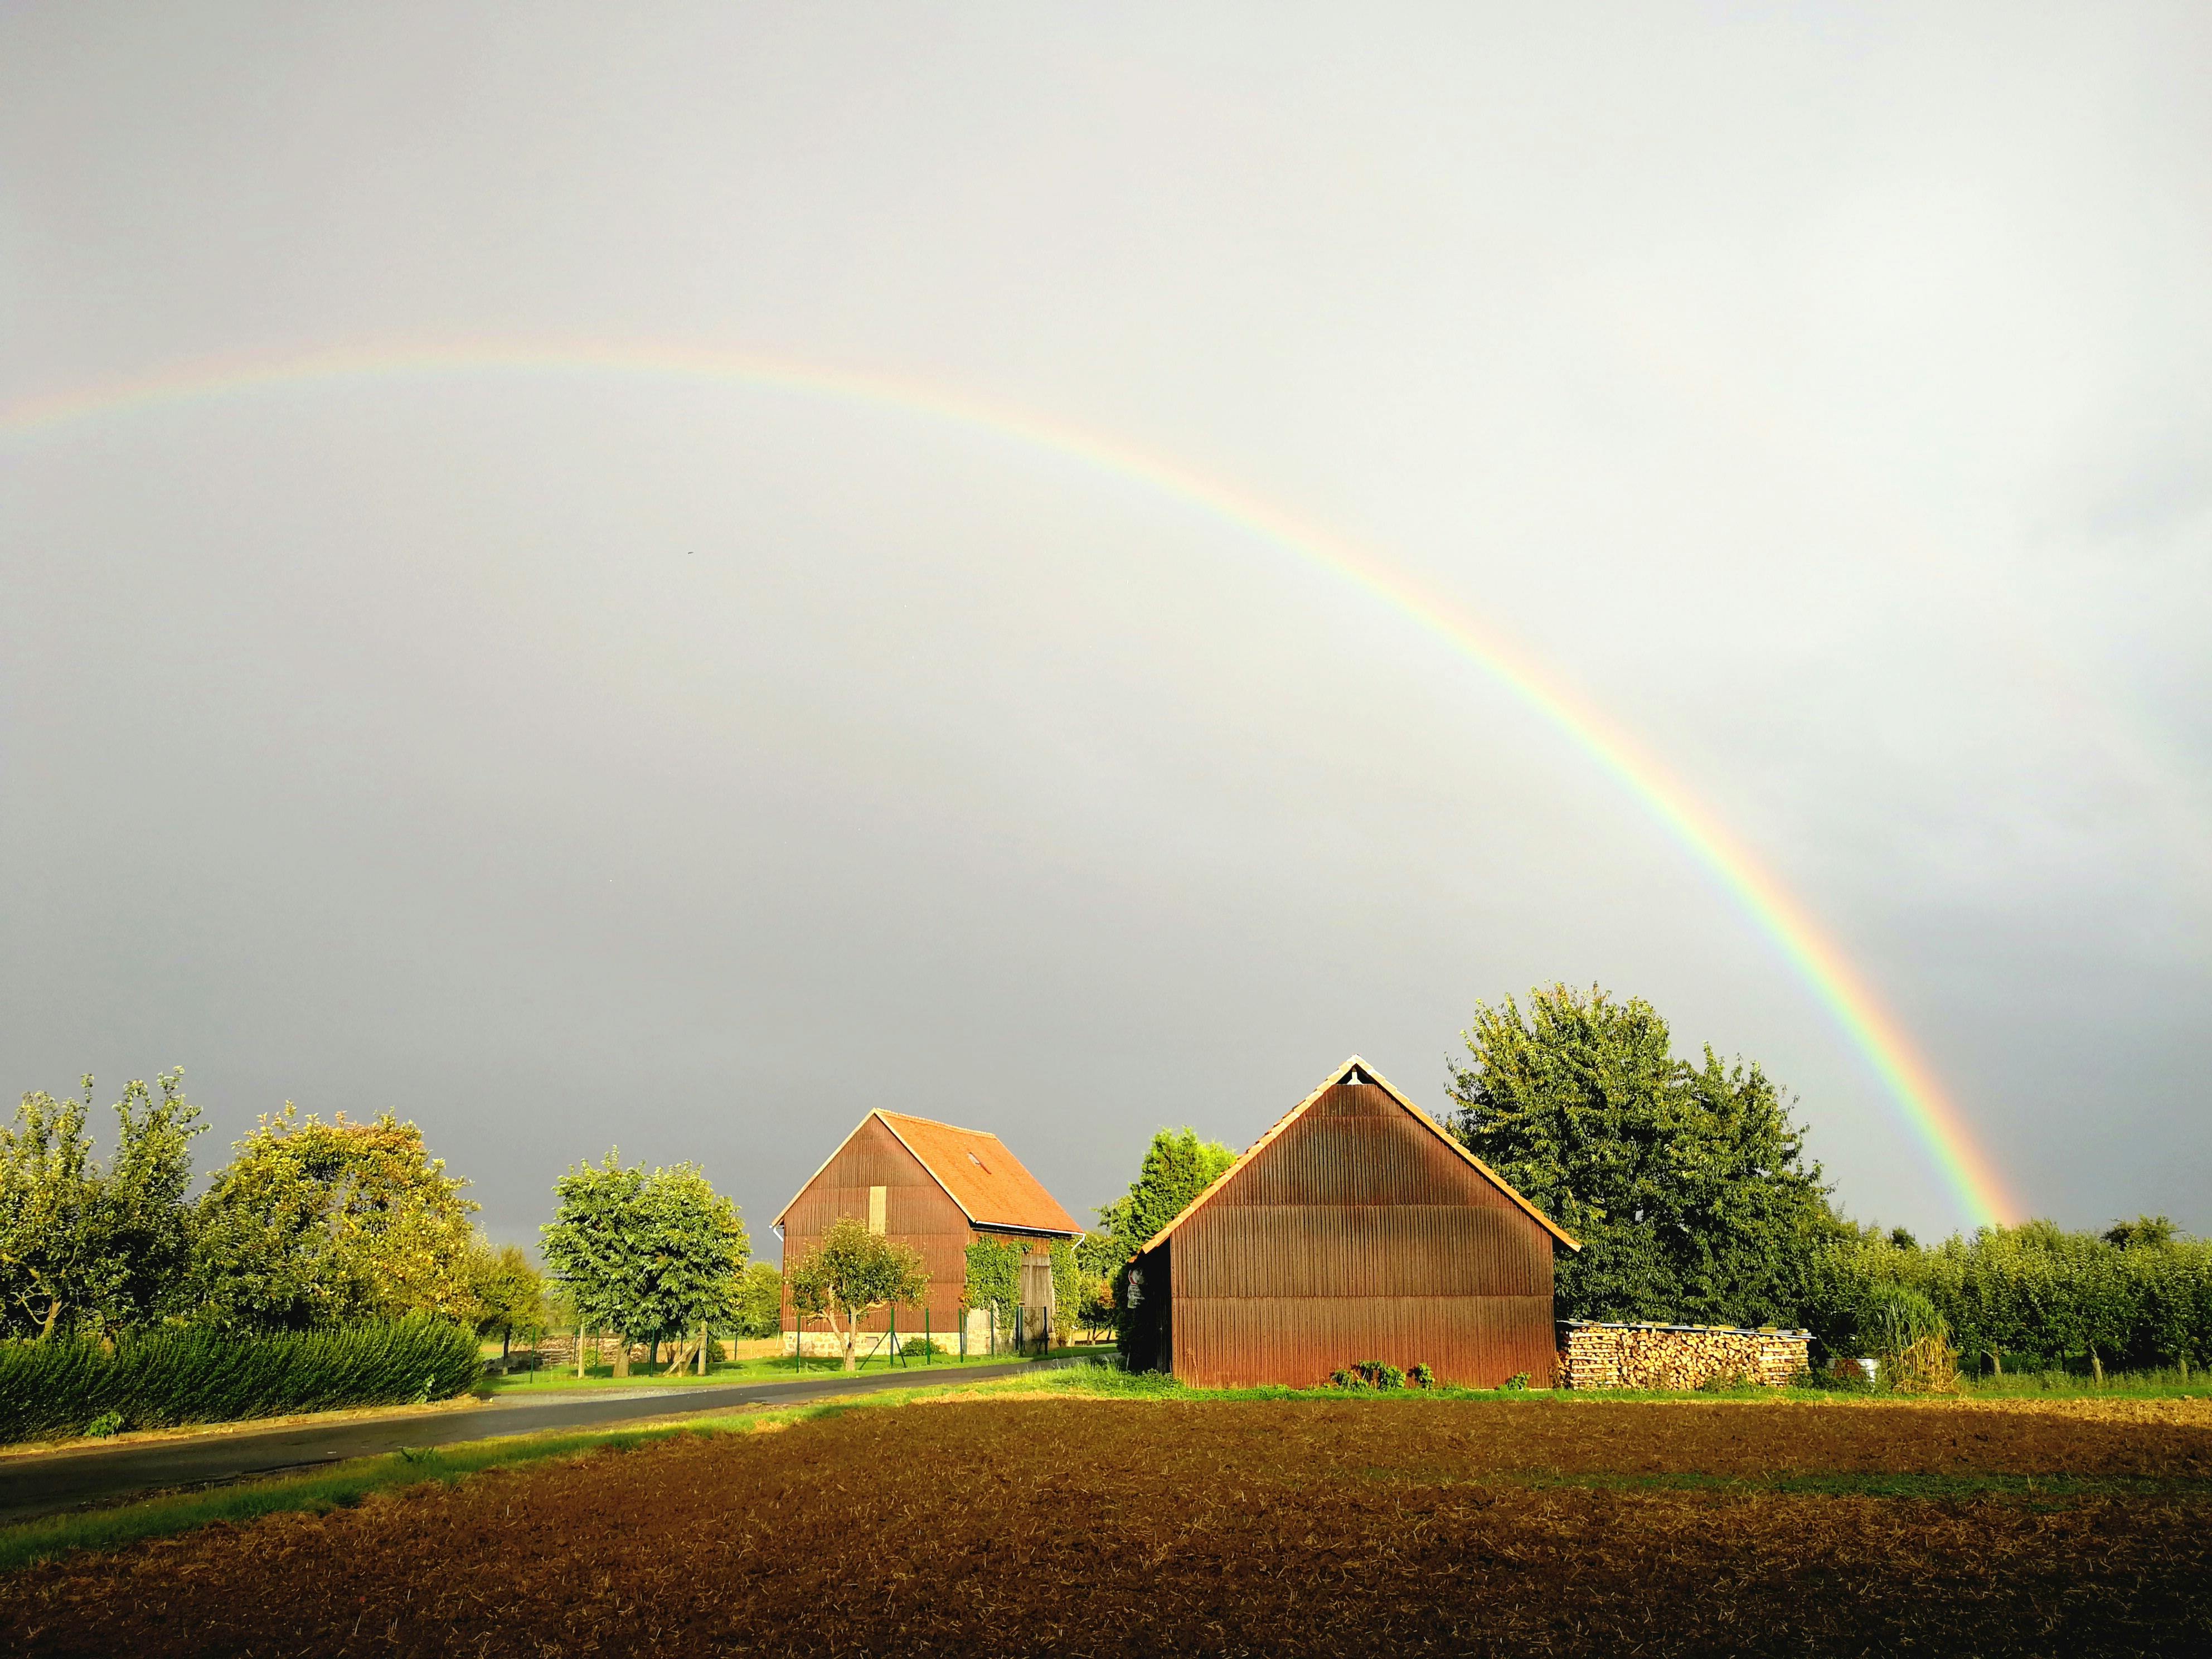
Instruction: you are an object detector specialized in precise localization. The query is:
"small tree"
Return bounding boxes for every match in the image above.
[788,1217,927,1372]
[1,1070,203,1340]
[733,1260,785,1339]
[541,1152,651,1375]
[466,1238,547,1361]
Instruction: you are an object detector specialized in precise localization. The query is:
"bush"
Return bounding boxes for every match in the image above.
[1501,1371,1532,1391]
[0,1316,481,1444]
[1330,1360,1406,1390]
[897,1338,944,1358]
[1408,1364,1436,1390]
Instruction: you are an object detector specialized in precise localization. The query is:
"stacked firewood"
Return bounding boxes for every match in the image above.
[1558,1320,1813,1390]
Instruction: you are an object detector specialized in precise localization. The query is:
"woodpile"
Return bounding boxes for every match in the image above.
[1559,1320,1812,1390]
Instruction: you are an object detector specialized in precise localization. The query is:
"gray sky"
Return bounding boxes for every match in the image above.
[4,4,2206,1248]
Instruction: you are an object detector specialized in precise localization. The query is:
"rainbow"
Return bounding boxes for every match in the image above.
[0,338,2020,1225]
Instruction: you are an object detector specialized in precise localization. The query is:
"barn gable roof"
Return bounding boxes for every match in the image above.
[775,1110,1081,1238]
[1133,1056,1580,1257]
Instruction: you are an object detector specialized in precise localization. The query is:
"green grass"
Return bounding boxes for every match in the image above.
[478,1344,1110,1393]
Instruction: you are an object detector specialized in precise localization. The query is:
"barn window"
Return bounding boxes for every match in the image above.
[868,1186,886,1235]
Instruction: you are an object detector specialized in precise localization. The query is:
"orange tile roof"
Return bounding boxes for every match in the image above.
[874,1112,1081,1236]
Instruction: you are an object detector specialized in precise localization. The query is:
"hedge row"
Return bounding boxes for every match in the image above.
[1811,1225,2212,1369]
[0,1316,482,1443]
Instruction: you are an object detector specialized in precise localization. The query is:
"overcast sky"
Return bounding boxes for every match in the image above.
[4,4,2206,1249]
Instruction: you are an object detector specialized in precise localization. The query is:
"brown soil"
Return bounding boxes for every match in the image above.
[5,1395,2209,1657]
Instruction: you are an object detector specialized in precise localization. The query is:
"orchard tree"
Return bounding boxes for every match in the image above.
[193,1106,478,1331]
[733,1260,786,1339]
[788,1217,927,1372]
[541,1153,748,1375]
[0,1070,203,1338]
[1447,983,1844,1326]
[541,1153,649,1375]
[465,1238,547,1360]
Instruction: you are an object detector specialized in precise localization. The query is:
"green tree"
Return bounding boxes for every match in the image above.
[0,1071,203,1339]
[540,1153,749,1375]
[193,1106,478,1332]
[788,1217,928,1372]
[628,1162,750,1351]
[733,1260,785,1339]
[1097,1126,1236,1361]
[1447,984,1842,1325]
[465,1238,547,1360]
[1097,1128,1235,1257]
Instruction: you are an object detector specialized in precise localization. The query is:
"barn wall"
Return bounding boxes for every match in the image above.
[780,1116,972,1336]
[1167,1081,1558,1387]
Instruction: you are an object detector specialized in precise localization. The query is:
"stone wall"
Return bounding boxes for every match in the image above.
[1559,1320,1812,1389]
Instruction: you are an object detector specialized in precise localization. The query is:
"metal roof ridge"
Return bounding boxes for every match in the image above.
[1133,1056,1580,1259]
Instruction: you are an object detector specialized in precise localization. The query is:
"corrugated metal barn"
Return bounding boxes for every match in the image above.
[1121,1057,1578,1388]
[776,1110,1080,1347]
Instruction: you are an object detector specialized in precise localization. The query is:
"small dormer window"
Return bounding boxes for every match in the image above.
[968,1150,991,1173]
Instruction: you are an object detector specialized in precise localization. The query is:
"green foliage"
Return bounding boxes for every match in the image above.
[464,1239,546,1342]
[733,1260,785,1339]
[1331,1360,1406,1389]
[1408,1363,1436,1389]
[540,1152,749,1345]
[0,1071,203,1339]
[788,1217,928,1372]
[85,1410,124,1438]
[1448,984,1845,1326]
[193,1106,478,1332]
[898,1338,945,1357]
[1099,1127,1236,1360]
[1806,1220,2212,1372]
[963,1235,1025,1330]
[0,1316,479,1444]
[1097,1128,1236,1257]
[1502,1371,1532,1390]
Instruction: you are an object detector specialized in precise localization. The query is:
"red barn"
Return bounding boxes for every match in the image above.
[1121,1057,1578,1387]
[776,1110,1081,1352]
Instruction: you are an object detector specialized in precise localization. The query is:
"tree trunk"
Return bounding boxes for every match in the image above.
[614,1335,631,1378]
[2090,1349,2104,1386]
[577,1325,588,1379]
[697,1322,708,1375]
[501,1330,511,1363]
[40,1298,63,1341]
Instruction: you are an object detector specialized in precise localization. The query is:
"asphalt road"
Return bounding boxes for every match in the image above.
[0,1359,1066,1526]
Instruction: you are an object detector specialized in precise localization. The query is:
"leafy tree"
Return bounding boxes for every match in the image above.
[540,1152,647,1371]
[1097,1126,1236,1362]
[0,1071,203,1339]
[628,1162,750,1349]
[1446,984,1842,1326]
[788,1217,927,1372]
[540,1152,748,1375]
[465,1238,547,1359]
[733,1260,785,1339]
[1095,1128,1236,1258]
[193,1106,477,1332]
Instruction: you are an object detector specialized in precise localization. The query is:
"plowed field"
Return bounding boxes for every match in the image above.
[6,1394,2210,1656]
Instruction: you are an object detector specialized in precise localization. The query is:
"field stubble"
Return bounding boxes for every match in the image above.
[3,1393,2208,1657]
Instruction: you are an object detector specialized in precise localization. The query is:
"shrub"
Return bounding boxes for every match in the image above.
[85,1410,124,1438]
[1408,1364,1436,1390]
[896,1338,944,1358]
[1501,1371,1532,1391]
[1337,1360,1405,1390]
[0,1316,480,1444]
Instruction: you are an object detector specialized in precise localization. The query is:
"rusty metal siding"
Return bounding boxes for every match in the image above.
[1168,1081,1558,1387]
[779,1115,972,1336]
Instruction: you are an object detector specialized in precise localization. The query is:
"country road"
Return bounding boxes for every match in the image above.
[0,1358,1074,1526]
